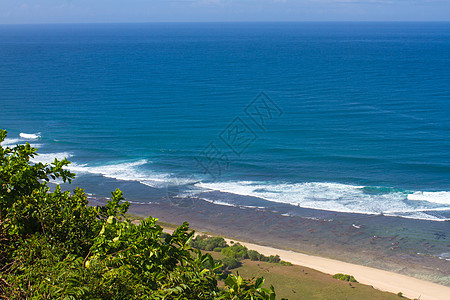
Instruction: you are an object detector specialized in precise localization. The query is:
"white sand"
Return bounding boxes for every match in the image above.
[162,229,449,300]
[223,238,450,300]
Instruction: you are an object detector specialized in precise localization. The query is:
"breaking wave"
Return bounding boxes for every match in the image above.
[195,181,450,221]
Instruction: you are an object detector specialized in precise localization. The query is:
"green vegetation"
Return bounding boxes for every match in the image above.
[222,243,249,260]
[190,235,292,271]
[221,257,241,270]
[332,274,358,283]
[236,261,405,300]
[0,130,278,299]
[191,235,228,251]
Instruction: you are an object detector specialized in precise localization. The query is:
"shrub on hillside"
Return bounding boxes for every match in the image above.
[269,255,281,263]
[221,257,241,270]
[333,273,358,282]
[221,243,249,259]
[191,235,228,251]
[0,129,277,299]
[248,250,261,261]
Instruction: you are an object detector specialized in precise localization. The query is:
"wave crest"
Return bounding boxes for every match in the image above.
[407,191,450,205]
[69,160,169,188]
[30,152,73,165]
[19,132,41,140]
[195,181,449,221]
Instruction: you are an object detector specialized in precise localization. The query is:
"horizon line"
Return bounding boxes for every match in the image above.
[1,20,450,26]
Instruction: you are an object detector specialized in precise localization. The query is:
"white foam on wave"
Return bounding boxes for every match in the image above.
[383,211,446,221]
[200,197,236,207]
[30,152,73,164]
[26,152,72,184]
[2,132,42,148]
[195,181,450,221]
[70,159,169,188]
[1,138,22,146]
[19,132,41,140]
[407,191,450,205]
[3,135,171,189]
[438,253,450,261]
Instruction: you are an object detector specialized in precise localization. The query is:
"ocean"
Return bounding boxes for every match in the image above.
[1,22,449,221]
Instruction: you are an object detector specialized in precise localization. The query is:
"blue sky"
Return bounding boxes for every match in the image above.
[1,0,449,24]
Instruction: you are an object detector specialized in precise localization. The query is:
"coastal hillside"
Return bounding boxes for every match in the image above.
[0,130,276,299]
[0,130,410,299]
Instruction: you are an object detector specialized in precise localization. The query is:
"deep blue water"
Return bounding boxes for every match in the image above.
[1,22,449,220]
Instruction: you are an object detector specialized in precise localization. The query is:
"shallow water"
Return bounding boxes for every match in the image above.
[1,22,449,221]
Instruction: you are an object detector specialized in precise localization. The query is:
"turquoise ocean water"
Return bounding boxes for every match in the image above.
[1,22,449,221]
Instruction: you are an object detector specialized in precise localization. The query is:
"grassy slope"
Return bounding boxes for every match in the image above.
[235,260,404,300]
[142,218,406,299]
[206,250,406,300]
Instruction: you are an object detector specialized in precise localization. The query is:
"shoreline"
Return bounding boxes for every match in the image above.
[88,196,450,298]
[220,237,450,300]
[163,226,450,300]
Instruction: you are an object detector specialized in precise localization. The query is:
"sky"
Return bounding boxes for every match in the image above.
[0,0,449,24]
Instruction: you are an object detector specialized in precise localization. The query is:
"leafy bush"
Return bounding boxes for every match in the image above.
[224,273,279,300]
[260,255,270,262]
[248,250,261,261]
[221,257,241,270]
[222,243,249,259]
[191,235,228,251]
[332,273,358,283]
[248,250,291,265]
[269,255,281,263]
[193,236,292,268]
[0,130,277,299]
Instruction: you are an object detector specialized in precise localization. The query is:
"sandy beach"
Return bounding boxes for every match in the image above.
[162,227,450,300]
[221,237,450,300]
[88,196,450,299]
[3,16,450,300]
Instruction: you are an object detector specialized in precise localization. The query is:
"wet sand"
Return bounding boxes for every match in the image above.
[89,194,450,297]
[160,226,450,300]
[223,238,450,300]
